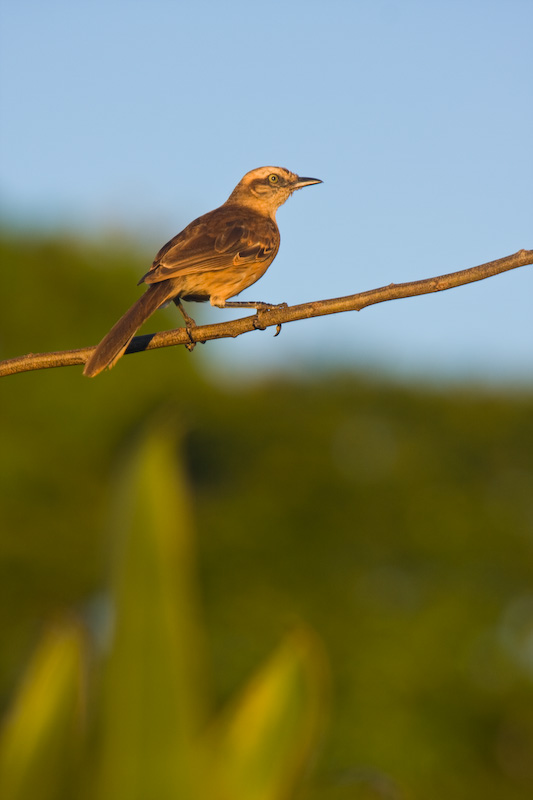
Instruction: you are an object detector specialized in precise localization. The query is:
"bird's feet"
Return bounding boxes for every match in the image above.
[252,302,288,333]
[173,298,199,351]
[184,326,197,352]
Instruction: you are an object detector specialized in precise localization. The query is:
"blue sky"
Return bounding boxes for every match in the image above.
[1,0,532,383]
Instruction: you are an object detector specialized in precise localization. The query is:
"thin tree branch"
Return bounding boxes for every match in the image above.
[1,249,531,378]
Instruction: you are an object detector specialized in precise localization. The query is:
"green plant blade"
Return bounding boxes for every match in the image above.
[0,621,84,800]
[94,428,207,800]
[208,628,328,800]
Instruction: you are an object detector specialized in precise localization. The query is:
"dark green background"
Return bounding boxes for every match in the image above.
[1,233,533,799]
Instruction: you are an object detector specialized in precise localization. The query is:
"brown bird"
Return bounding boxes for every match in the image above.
[83,166,322,377]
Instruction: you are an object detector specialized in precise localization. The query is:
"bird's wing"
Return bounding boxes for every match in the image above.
[140,207,279,285]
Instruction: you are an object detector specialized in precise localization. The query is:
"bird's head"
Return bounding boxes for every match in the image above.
[225,166,322,217]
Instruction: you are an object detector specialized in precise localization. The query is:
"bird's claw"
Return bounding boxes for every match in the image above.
[184,326,196,352]
[253,316,267,331]
[254,302,288,334]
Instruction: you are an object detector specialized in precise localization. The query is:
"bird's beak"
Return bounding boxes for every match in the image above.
[293,175,323,189]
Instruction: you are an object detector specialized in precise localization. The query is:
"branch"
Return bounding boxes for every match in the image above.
[1,249,531,378]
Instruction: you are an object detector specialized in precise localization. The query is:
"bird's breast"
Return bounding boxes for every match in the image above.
[179,255,275,304]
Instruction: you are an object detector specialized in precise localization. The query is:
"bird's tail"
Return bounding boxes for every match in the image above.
[83,282,173,377]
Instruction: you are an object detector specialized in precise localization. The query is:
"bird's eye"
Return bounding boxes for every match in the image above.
[268,174,279,184]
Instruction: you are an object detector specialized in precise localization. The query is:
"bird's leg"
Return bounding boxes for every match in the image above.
[216,300,289,334]
[211,299,287,334]
[173,297,197,326]
[173,298,197,351]
[221,300,288,311]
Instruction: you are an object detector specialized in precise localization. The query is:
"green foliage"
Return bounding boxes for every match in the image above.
[0,427,327,800]
[0,623,83,800]
[1,232,533,798]
[93,430,204,800]
[207,628,326,800]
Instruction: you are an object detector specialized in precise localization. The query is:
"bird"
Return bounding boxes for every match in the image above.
[83,166,322,377]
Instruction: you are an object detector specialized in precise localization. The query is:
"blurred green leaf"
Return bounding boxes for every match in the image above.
[0,621,84,800]
[93,427,207,800]
[208,628,328,800]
